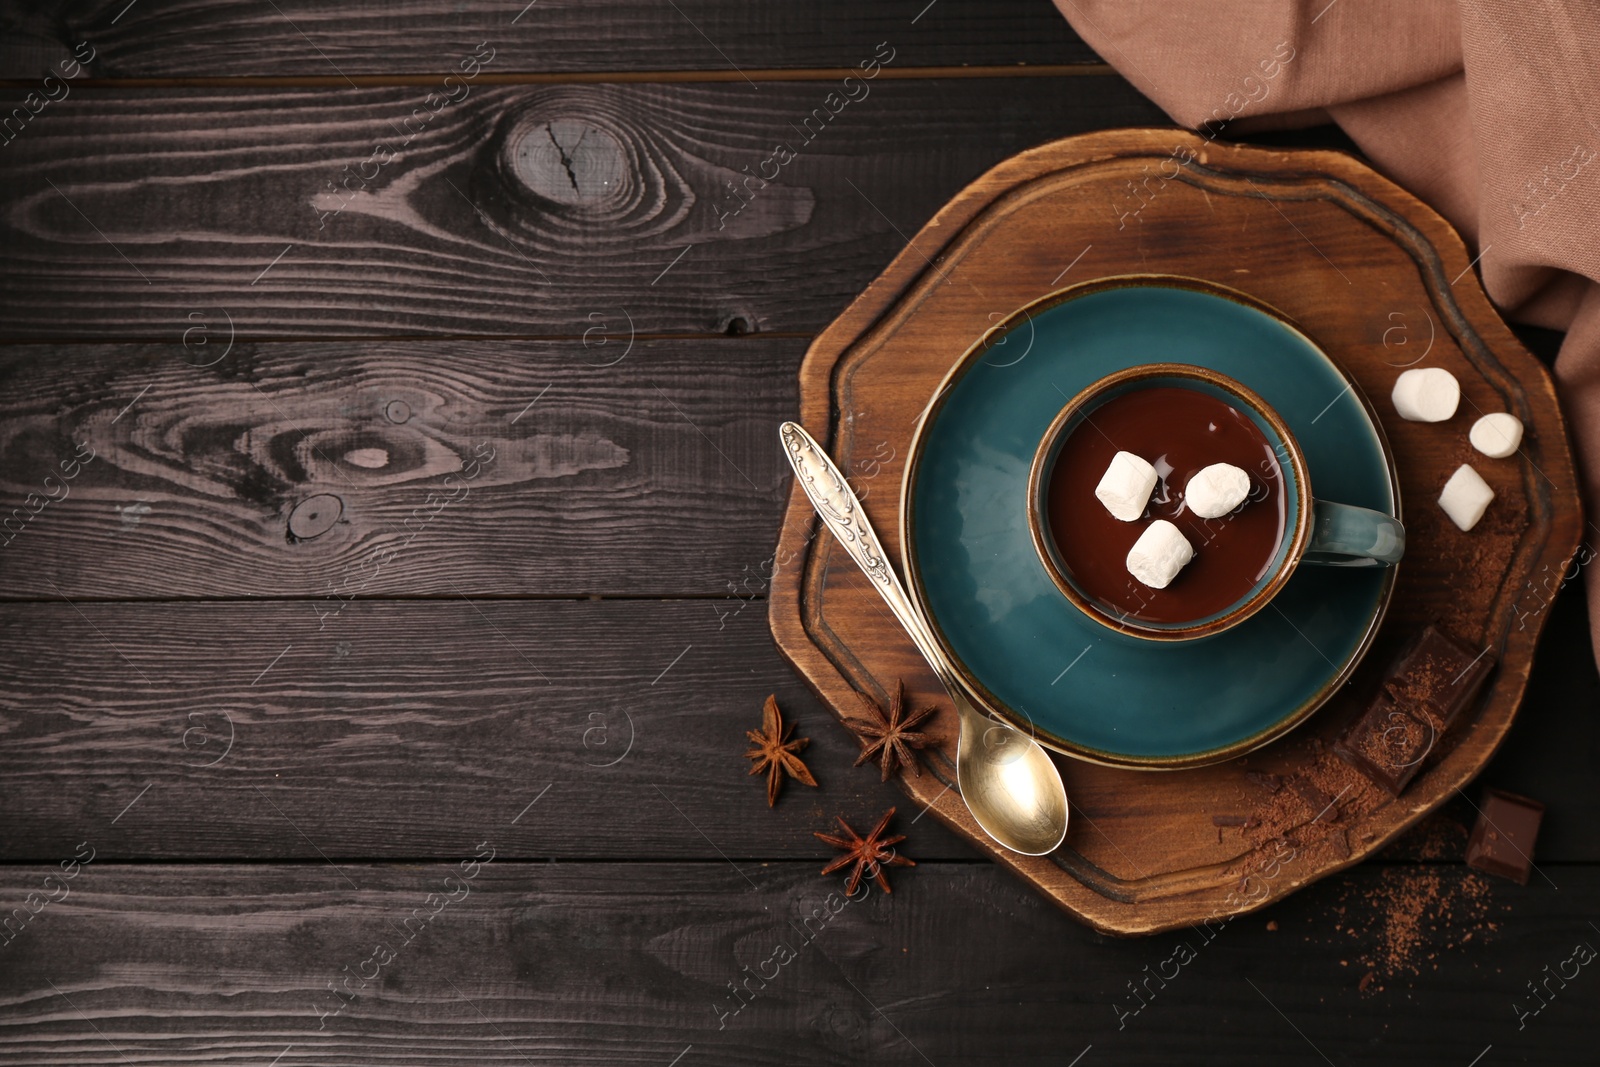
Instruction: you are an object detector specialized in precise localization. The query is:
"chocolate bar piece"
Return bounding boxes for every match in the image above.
[1334,626,1496,796]
[1291,779,1339,823]
[1465,788,1545,884]
[1336,691,1433,795]
[1245,771,1284,793]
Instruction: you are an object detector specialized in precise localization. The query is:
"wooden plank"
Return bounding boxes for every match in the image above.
[1477,578,1600,860]
[1,592,1591,866]
[0,0,1098,80]
[0,338,797,598]
[0,79,1166,340]
[0,599,977,862]
[0,860,1594,1064]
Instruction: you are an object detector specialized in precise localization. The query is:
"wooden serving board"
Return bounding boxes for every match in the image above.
[769,129,1583,935]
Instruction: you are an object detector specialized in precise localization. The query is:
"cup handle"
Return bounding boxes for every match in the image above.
[1302,500,1405,567]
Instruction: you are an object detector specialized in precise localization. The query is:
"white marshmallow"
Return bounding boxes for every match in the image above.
[1438,464,1494,531]
[1126,519,1194,589]
[1469,412,1523,459]
[1185,462,1251,519]
[1392,367,1460,422]
[1095,451,1158,522]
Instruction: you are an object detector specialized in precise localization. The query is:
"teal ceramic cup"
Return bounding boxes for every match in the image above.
[1027,363,1405,642]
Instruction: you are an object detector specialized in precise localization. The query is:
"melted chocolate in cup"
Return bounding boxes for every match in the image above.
[1046,385,1288,625]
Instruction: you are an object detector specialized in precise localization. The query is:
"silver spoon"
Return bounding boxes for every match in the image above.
[779,421,1069,856]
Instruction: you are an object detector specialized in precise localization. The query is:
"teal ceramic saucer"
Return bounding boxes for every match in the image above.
[900,275,1399,769]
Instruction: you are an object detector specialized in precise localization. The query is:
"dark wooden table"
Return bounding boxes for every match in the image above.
[1,4,1596,1064]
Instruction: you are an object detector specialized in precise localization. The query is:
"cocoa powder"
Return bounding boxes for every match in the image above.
[1330,867,1502,993]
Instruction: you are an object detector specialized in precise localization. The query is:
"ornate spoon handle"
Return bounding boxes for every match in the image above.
[778,421,956,688]
[780,420,1069,858]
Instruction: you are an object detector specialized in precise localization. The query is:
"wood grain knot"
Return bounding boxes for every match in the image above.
[486,99,676,246]
[481,90,810,254]
[508,117,629,213]
[287,494,343,541]
[384,400,412,424]
[344,447,389,469]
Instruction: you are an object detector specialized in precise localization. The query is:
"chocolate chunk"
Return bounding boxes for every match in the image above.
[1382,626,1496,721]
[1337,691,1433,796]
[1334,626,1496,796]
[1465,788,1545,885]
[1328,829,1351,860]
[1246,771,1284,793]
[1291,779,1337,822]
[1212,814,1249,827]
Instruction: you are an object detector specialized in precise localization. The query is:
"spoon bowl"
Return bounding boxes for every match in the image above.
[779,421,1069,856]
[957,694,1070,855]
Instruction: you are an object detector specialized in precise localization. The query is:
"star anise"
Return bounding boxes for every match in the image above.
[815,808,915,894]
[745,695,817,807]
[848,680,938,781]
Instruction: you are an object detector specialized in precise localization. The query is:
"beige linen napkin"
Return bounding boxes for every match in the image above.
[1054,0,1600,665]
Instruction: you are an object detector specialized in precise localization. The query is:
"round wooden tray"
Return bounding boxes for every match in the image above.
[769,129,1583,935]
